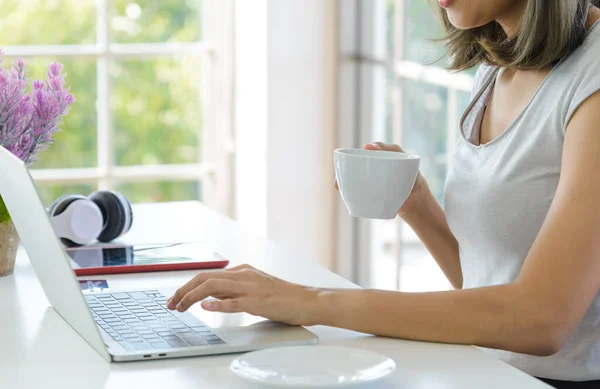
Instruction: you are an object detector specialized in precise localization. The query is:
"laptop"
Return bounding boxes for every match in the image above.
[0,145,318,362]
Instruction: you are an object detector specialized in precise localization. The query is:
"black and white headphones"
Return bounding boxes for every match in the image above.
[48,190,133,247]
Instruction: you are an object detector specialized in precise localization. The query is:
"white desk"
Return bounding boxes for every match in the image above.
[0,201,550,389]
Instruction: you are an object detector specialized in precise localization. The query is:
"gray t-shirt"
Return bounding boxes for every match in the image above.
[444,20,600,381]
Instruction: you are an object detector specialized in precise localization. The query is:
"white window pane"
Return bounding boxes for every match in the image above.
[111,57,203,166]
[400,79,448,203]
[36,183,97,208]
[0,0,96,46]
[110,0,203,43]
[403,0,447,65]
[116,181,202,203]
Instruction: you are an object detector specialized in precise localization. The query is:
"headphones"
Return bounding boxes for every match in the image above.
[48,190,133,247]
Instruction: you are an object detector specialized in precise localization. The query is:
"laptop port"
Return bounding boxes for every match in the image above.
[158,354,167,357]
[143,355,151,358]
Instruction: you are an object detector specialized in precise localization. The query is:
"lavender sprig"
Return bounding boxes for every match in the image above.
[0,50,75,165]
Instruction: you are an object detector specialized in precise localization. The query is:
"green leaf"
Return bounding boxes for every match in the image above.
[0,195,11,224]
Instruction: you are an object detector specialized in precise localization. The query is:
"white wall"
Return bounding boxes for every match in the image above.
[235,0,337,268]
[235,0,268,237]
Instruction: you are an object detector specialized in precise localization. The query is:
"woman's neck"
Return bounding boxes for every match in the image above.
[588,5,600,28]
[495,0,527,38]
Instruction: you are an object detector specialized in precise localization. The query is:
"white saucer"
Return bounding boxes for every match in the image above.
[230,345,396,388]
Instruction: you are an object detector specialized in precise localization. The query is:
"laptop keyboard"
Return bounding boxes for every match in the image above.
[86,290,225,352]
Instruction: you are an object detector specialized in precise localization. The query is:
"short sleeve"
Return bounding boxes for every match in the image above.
[564,71,600,128]
[561,26,600,128]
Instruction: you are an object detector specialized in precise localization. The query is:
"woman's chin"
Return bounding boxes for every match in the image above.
[446,11,491,30]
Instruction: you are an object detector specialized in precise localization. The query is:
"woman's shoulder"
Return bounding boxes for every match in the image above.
[556,20,600,127]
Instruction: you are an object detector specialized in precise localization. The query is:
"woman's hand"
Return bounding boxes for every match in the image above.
[166,264,321,326]
[335,142,429,216]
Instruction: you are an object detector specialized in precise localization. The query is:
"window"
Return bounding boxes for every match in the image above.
[337,0,474,291]
[0,0,234,214]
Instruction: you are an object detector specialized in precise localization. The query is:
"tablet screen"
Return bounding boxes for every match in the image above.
[65,242,225,269]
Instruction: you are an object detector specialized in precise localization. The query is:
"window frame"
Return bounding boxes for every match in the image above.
[1,0,235,215]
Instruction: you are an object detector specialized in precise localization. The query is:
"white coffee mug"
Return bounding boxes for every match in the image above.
[334,149,420,219]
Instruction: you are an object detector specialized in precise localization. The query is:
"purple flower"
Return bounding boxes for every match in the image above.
[0,51,75,165]
[47,62,62,79]
[13,58,26,80]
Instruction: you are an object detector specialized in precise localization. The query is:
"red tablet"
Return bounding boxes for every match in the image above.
[65,242,229,276]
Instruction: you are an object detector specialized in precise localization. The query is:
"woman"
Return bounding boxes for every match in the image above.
[168,1,600,387]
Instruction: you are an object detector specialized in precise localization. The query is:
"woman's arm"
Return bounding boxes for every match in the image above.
[364,142,462,288]
[168,91,600,356]
[315,91,600,355]
[313,285,548,353]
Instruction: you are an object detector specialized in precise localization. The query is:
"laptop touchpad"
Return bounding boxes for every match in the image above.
[188,305,269,329]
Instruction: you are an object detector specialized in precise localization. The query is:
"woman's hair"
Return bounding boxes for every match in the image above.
[435,0,600,71]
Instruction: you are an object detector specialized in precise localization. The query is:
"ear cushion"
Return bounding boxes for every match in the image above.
[88,190,132,242]
[48,194,88,247]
